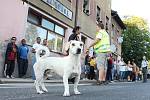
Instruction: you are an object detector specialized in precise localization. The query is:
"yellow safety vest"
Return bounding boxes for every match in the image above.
[94,30,111,54]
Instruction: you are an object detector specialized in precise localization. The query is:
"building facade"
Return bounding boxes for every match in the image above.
[111,10,126,60]
[0,0,124,78]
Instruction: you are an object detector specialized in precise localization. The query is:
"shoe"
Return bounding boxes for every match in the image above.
[10,75,15,79]
[96,80,103,85]
[6,75,10,78]
[103,81,109,85]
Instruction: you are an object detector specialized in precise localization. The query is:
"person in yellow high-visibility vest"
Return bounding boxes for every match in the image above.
[87,22,111,85]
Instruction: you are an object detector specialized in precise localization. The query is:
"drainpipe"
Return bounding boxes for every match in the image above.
[74,0,79,27]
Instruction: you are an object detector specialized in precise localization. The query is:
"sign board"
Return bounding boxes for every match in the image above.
[42,0,73,20]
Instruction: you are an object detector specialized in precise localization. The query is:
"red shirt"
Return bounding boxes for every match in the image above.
[7,44,17,60]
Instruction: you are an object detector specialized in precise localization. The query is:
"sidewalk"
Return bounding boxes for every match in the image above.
[0,78,96,84]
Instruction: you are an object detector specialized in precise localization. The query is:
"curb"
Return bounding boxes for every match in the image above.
[0,78,96,84]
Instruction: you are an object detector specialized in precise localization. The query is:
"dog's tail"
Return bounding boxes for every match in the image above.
[35,46,50,62]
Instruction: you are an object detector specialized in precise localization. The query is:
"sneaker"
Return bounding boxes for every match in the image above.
[10,75,15,79]
[6,75,10,78]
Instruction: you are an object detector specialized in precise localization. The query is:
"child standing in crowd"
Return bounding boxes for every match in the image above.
[89,56,96,80]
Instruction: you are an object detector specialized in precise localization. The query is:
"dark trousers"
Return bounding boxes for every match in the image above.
[142,67,147,82]
[6,60,15,77]
[89,66,95,80]
[18,58,28,78]
[106,69,112,81]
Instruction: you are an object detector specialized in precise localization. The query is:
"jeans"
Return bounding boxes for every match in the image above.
[32,56,36,80]
[6,60,15,77]
[142,67,147,82]
[120,71,125,80]
[18,58,28,78]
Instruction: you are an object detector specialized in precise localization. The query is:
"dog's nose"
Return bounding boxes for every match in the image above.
[76,48,81,54]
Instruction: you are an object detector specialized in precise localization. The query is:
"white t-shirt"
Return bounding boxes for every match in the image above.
[32,43,42,51]
[141,60,148,68]
[114,61,117,70]
[119,61,126,71]
[127,66,132,71]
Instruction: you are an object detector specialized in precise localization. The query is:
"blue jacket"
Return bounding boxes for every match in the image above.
[18,45,29,59]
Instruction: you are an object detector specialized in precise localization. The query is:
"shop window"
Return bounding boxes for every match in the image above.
[25,23,47,45]
[57,36,63,52]
[83,0,90,15]
[55,25,65,36]
[27,11,41,25]
[42,19,54,31]
[26,8,64,53]
[47,32,56,51]
[47,31,63,52]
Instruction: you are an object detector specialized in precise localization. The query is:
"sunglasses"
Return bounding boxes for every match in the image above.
[11,38,16,40]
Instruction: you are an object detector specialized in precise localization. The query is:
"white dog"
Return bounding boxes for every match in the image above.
[33,40,83,96]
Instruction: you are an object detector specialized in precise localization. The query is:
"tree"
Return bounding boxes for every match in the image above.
[122,16,150,66]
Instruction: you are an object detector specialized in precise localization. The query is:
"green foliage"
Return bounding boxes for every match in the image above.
[122,16,150,66]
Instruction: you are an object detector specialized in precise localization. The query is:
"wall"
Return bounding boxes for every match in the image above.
[0,0,28,77]
[111,17,122,56]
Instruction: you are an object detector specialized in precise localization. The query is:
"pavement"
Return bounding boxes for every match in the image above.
[0,80,149,100]
[0,78,96,84]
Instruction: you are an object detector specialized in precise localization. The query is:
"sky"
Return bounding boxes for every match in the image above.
[111,0,150,26]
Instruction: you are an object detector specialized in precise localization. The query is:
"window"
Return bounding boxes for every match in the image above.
[47,32,56,51]
[83,0,90,15]
[68,0,72,2]
[81,35,86,51]
[47,31,63,52]
[26,9,65,53]
[27,11,41,25]
[57,36,63,52]
[42,19,54,31]
[25,23,47,45]
[106,16,109,32]
[96,6,101,22]
[55,25,65,36]
[111,24,115,37]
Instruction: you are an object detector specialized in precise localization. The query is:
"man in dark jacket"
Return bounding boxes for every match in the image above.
[5,37,18,78]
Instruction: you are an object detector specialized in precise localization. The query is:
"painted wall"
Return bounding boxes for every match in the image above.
[0,0,28,77]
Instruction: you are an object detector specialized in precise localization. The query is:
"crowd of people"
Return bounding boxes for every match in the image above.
[3,21,149,85]
[83,54,149,84]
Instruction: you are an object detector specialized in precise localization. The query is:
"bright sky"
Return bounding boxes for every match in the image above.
[112,0,150,26]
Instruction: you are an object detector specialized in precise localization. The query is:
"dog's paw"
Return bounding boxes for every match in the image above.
[43,89,48,93]
[74,91,81,95]
[63,92,70,97]
[37,91,44,94]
